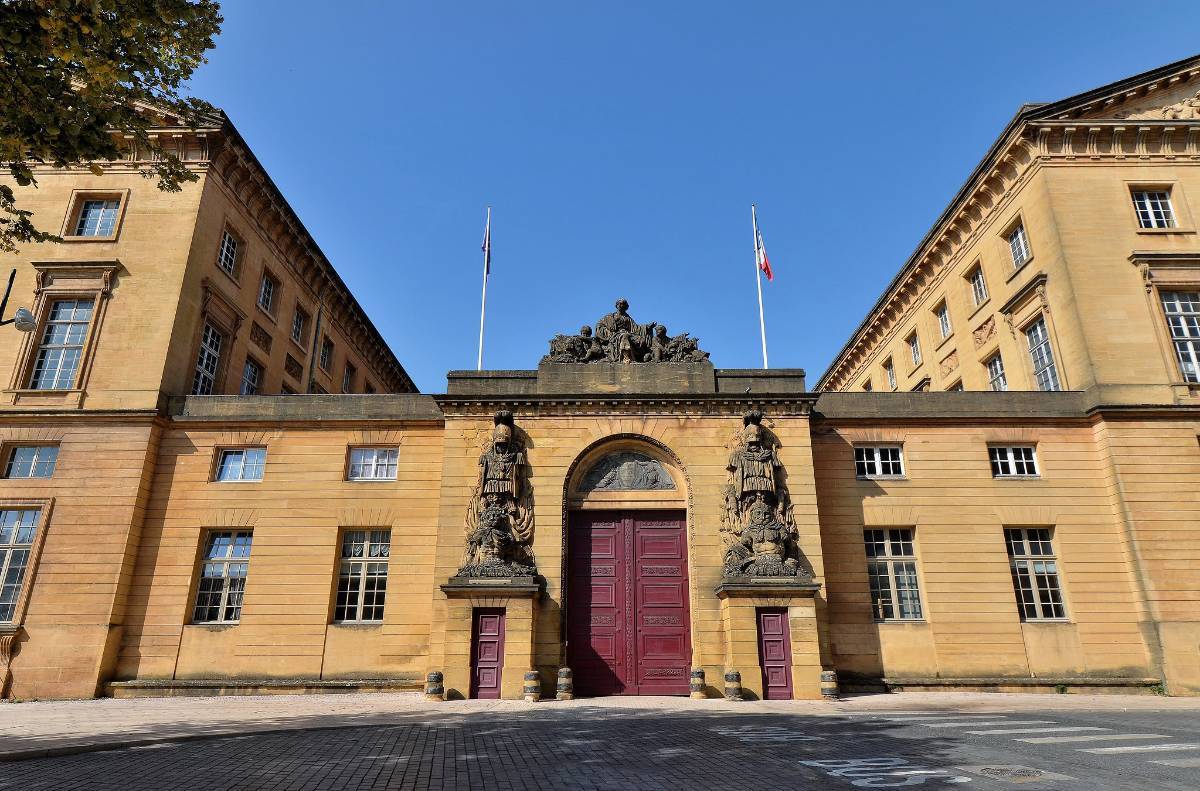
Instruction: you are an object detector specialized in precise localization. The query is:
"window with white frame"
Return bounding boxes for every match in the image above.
[864,528,923,620]
[884,359,896,390]
[342,362,357,394]
[1160,291,1200,383]
[319,336,333,371]
[3,446,58,479]
[334,529,390,622]
[72,199,120,237]
[0,509,41,622]
[240,358,263,396]
[969,265,989,306]
[907,333,921,365]
[1004,527,1066,620]
[1132,190,1176,229]
[989,445,1038,477]
[936,302,952,339]
[257,273,278,314]
[854,445,904,478]
[214,447,266,482]
[291,307,309,344]
[947,380,964,392]
[1025,317,1061,391]
[1007,223,1032,267]
[347,447,398,480]
[192,531,252,623]
[217,229,240,277]
[986,354,1008,391]
[191,321,224,395]
[861,379,872,391]
[29,299,93,390]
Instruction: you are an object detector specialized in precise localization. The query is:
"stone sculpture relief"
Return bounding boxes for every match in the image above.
[1113,89,1200,120]
[458,411,537,577]
[579,452,675,492]
[973,316,996,349]
[719,411,811,580]
[542,298,710,364]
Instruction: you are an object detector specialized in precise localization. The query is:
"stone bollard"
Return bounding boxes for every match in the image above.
[819,669,839,701]
[689,668,707,699]
[523,670,541,702]
[723,670,743,701]
[556,667,574,700]
[424,671,444,702]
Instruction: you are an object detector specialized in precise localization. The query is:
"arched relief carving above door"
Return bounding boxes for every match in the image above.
[565,436,687,510]
[579,452,675,492]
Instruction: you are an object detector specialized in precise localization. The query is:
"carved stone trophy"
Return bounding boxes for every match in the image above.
[542,298,710,364]
[456,411,537,578]
[719,411,811,581]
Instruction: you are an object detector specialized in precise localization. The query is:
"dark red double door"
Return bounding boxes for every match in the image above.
[567,510,691,696]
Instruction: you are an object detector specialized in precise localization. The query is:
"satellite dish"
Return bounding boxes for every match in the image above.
[13,308,36,333]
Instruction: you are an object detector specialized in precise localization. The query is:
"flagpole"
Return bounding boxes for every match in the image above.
[477,206,490,371]
[752,204,769,369]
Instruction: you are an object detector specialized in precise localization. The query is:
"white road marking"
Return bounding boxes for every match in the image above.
[880,715,1008,722]
[1151,758,1200,768]
[966,727,1110,735]
[1082,743,1200,754]
[1019,734,1167,744]
[921,720,1053,728]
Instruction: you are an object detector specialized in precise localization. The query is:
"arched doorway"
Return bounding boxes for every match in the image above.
[563,438,691,696]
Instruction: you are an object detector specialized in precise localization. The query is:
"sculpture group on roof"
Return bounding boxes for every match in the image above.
[542,299,710,364]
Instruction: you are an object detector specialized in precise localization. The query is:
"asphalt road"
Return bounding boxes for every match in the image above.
[1,704,1197,790]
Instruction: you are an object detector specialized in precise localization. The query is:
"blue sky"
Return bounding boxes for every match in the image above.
[189,1,1200,392]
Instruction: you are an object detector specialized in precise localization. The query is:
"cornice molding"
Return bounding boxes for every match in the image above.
[433,394,817,419]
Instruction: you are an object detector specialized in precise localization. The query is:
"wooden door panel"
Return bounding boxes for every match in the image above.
[631,513,690,695]
[568,513,628,696]
[757,607,793,701]
[470,608,505,699]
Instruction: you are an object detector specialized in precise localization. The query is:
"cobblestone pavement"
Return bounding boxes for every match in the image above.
[1,694,1199,789]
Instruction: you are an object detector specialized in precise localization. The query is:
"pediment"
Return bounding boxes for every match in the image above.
[1067,69,1200,121]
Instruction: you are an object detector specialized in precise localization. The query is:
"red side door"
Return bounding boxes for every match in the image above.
[757,607,793,700]
[470,607,506,699]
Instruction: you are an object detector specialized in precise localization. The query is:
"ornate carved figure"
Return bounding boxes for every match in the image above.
[540,298,711,364]
[579,452,675,491]
[719,411,810,580]
[459,411,536,577]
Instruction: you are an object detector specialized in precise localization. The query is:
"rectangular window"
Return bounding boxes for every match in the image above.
[1161,291,1200,383]
[864,528,923,621]
[364,381,376,394]
[214,447,266,482]
[989,445,1038,477]
[0,509,40,622]
[1025,317,1061,391]
[319,336,333,371]
[1005,527,1066,621]
[347,447,398,481]
[1132,190,1176,229]
[29,299,94,390]
[291,307,309,344]
[342,362,357,393]
[192,531,252,623]
[861,379,872,391]
[3,446,59,479]
[907,333,921,366]
[987,354,1008,391]
[1008,223,1032,267]
[884,359,896,390]
[73,199,121,237]
[948,381,964,392]
[854,445,904,478]
[969,266,989,306]
[217,230,240,277]
[240,358,263,396]
[334,529,390,622]
[936,302,952,339]
[257,273,278,314]
[191,321,224,395]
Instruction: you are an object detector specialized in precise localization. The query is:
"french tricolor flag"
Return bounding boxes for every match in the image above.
[753,207,773,281]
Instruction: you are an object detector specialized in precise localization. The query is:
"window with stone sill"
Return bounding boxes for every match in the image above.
[29,299,94,391]
[1132,189,1177,229]
[192,530,252,624]
[240,357,263,396]
[969,265,989,306]
[1025,317,1061,392]
[854,445,904,479]
[864,528,923,621]
[884,358,896,390]
[347,447,398,481]
[0,509,41,622]
[3,446,58,479]
[1160,290,1200,383]
[364,381,376,394]
[935,301,952,339]
[216,229,241,278]
[1007,223,1032,268]
[257,272,279,315]
[342,362,357,394]
[1005,527,1066,621]
[291,307,309,345]
[214,447,266,482]
[987,353,1008,391]
[191,321,225,395]
[334,529,390,623]
[70,198,121,238]
[319,336,334,371]
[907,333,922,366]
[989,445,1038,478]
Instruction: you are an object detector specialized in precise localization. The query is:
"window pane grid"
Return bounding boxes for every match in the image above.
[1025,317,1061,391]
[1009,224,1032,266]
[989,446,1038,477]
[347,447,398,480]
[854,446,904,478]
[864,528,922,621]
[937,304,952,338]
[970,268,989,305]
[335,529,390,622]
[884,360,896,390]
[193,531,252,623]
[4,446,58,479]
[1004,527,1065,620]
[191,322,224,395]
[258,276,275,312]
[74,199,120,236]
[987,354,1008,391]
[1161,291,1200,382]
[1132,190,1176,229]
[291,311,307,343]
[240,359,262,396]
[215,448,266,481]
[217,231,239,276]
[0,509,41,622]
[908,334,921,365]
[30,299,94,390]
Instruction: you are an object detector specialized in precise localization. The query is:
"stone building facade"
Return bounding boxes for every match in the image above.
[1,58,1199,701]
